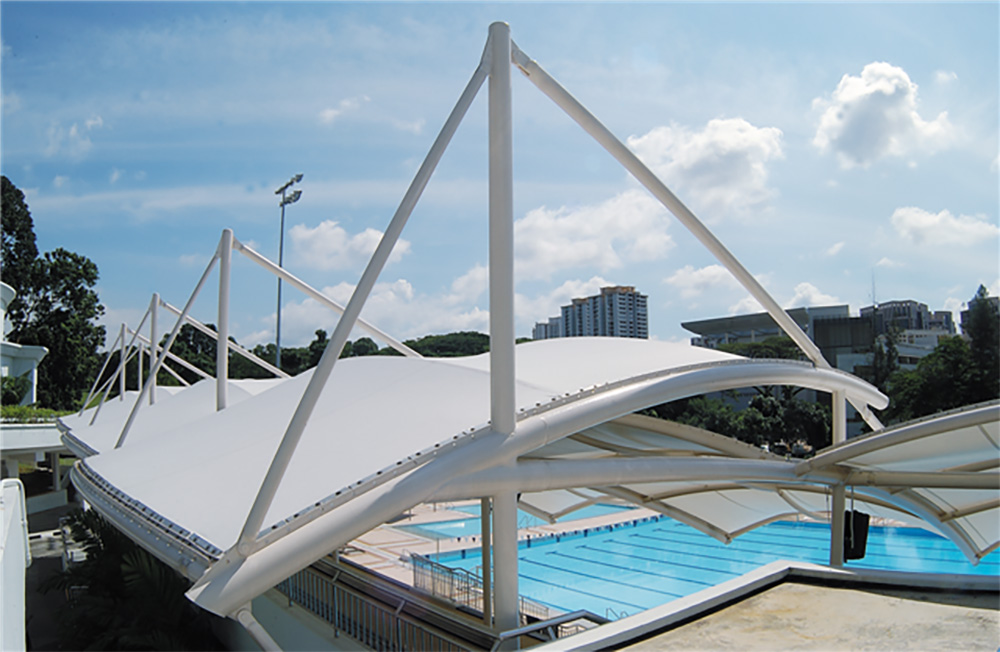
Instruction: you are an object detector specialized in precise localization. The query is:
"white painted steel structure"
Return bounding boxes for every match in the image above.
[61,23,999,648]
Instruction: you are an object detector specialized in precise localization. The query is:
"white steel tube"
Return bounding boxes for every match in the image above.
[492,488,519,637]
[128,329,212,381]
[149,293,159,405]
[832,390,847,446]
[235,54,490,554]
[481,496,493,627]
[158,299,289,379]
[217,229,233,411]
[235,606,281,652]
[118,323,126,401]
[80,327,124,416]
[489,22,516,438]
[232,238,418,359]
[830,484,846,567]
[116,250,220,449]
[510,42,885,432]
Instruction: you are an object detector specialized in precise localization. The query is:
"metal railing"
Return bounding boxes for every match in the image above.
[276,565,471,651]
[410,553,551,624]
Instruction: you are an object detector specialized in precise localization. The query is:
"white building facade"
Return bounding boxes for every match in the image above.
[535,286,648,340]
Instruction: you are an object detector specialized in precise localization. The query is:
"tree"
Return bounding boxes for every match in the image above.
[885,336,974,423]
[965,285,1000,403]
[2,177,106,409]
[42,509,222,650]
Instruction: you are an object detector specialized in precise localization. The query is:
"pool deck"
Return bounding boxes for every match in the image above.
[620,581,999,651]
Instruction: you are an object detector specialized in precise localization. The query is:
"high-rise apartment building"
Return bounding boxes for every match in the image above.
[533,286,648,340]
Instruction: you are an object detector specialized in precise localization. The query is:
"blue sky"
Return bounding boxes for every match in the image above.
[2,2,998,349]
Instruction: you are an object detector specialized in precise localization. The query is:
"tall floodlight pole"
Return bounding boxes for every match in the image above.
[274,174,303,370]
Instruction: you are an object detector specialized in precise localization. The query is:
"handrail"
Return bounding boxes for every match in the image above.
[490,610,610,652]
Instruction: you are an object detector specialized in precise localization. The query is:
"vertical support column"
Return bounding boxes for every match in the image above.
[118,323,126,401]
[488,21,515,438]
[829,389,847,567]
[149,293,159,406]
[136,336,143,392]
[217,229,233,411]
[480,497,493,627]
[493,489,519,639]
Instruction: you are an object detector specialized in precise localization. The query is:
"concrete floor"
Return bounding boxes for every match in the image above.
[622,582,1000,651]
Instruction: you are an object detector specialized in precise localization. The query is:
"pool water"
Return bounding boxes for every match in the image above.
[435,516,1000,618]
[396,503,635,540]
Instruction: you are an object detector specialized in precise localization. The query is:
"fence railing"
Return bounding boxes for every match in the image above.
[276,565,472,652]
[410,553,551,624]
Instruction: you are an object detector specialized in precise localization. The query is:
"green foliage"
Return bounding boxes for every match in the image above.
[644,393,830,453]
[0,404,69,422]
[1,372,30,406]
[882,287,999,423]
[403,331,491,357]
[966,285,1000,402]
[2,176,106,410]
[41,508,222,650]
[885,336,975,423]
[718,336,806,361]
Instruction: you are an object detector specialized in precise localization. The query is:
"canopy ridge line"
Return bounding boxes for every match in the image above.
[230,237,419,359]
[509,39,886,432]
[115,241,222,449]
[156,299,288,378]
[232,45,492,558]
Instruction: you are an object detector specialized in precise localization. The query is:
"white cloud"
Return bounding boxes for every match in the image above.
[663,264,740,300]
[627,118,784,220]
[890,206,999,246]
[52,175,69,188]
[875,257,904,268]
[110,168,123,184]
[825,241,845,256]
[516,276,612,325]
[726,279,838,316]
[934,70,958,84]
[445,264,487,306]
[2,92,21,115]
[289,220,411,271]
[277,277,489,345]
[813,62,954,168]
[391,117,425,135]
[45,115,104,159]
[786,282,839,308]
[318,95,370,125]
[514,189,673,280]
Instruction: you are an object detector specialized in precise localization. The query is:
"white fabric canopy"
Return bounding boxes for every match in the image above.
[66,337,999,619]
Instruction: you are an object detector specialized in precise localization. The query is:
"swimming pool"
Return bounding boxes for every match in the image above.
[396,503,636,540]
[435,516,1000,618]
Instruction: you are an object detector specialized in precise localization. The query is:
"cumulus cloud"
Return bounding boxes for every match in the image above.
[664,264,741,300]
[876,257,904,268]
[825,241,845,256]
[934,70,958,85]
[786,282,839,308]
[627,118,784,220]
[45,115,104,159]
[318,95,370,124]
[813,62,954,168]
[726,280,837,315]
[516,276,613,326]
[289,220,411,271]
[514,189,673,280]
[890,206,999,246]
[274,277,489,345]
